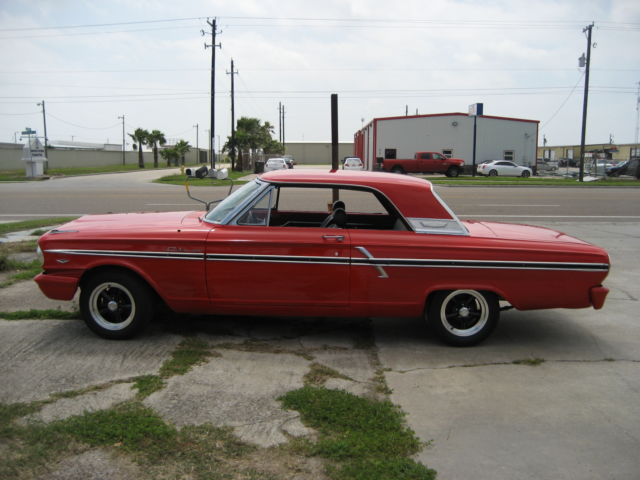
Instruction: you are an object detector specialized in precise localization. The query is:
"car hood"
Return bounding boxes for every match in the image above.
[50,211,206,233]
[463,220,589,245]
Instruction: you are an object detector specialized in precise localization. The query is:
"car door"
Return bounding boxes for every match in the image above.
[497,161,515,176]
[419,152,434,171]
[204,186,351,315]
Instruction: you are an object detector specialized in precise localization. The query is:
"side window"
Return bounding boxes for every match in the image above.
[236,190,273,226]
[272,186,397,230]
[419,153,431,159]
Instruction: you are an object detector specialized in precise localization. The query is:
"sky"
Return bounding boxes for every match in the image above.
[0,0,639,152]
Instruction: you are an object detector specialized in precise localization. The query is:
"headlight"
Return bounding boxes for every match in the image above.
[36,245,44,265]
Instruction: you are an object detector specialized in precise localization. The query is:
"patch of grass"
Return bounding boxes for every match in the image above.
[304,363,353,387]
[133,375,165,399]
[0,259,42,288]
[154,169,249,186]
[280,386,435,480]
[0,309,80,320]
[0,240,38,256]
[159,337,218,378]
[47,163,164,176]
[512,357,545,366]
[0,217,77,236]
[30,229,48,236]
[54,402,176,454]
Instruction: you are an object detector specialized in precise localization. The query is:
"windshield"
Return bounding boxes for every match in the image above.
[204,179,265,224]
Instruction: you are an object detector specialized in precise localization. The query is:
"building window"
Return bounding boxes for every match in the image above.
[442,149,453,158]
[504,150,514,161]
[631,147,640,158]
[384,148,396,159]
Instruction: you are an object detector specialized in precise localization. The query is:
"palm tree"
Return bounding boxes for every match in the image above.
[128,128,149,168]
[146,130,166,168]
[174,140,191,166]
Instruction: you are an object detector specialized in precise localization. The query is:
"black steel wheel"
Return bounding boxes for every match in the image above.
[427,290,499,346]
[80,271,154,339]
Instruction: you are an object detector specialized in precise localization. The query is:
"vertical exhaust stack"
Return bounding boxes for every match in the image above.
[331,94,339,171]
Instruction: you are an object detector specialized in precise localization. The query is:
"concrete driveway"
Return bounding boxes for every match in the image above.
[376,222,640,480]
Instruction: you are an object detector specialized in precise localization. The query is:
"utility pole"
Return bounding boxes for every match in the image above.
[634,81,640,149]
[226,59,238,170]
[278,102,282,143]
[193,123,199,163]
[281,104,286,153]
[578,22,594,182]
[118,115,125,165]
[37,100,48,172]
[203,18,221,170]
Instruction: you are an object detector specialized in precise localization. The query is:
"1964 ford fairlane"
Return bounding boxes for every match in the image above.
[35,170,610,346]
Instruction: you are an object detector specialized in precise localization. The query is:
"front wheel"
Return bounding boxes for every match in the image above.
[445,167,460,178]
[427,290,499,346]
[80,271,154,339]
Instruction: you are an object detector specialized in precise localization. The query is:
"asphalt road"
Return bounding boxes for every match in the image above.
[1,168,640,222]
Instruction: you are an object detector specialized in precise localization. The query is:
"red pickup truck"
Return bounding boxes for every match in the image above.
[383,152,465,177]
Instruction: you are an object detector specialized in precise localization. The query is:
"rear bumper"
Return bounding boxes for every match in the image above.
[34,273,79,301]
[590,285,609,310]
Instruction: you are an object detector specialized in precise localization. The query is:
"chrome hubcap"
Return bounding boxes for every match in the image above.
[440,290,489,337]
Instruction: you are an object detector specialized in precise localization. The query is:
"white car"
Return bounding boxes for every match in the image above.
[264,158,288,172]
[343,157,364,170]
[477,160,532,177]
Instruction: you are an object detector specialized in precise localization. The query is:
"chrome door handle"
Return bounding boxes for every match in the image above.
[322,235,345,242]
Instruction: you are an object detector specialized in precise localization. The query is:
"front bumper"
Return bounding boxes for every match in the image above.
[34,273,79,301]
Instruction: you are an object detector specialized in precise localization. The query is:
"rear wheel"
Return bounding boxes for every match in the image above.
[445,167,460,178]
[488,170,498,177]
[427,290,499,346]
[391,166,405,174]
[521,170,531,178]
[80,271,154,339]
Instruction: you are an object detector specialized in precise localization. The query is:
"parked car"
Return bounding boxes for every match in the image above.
[477,160,532,177]
[35,170,609,346]
[283,156,295,169]
[264,158,288,172]
[343,157,364,170]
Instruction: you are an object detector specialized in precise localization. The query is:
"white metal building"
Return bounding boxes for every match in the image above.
[354,112,539,171]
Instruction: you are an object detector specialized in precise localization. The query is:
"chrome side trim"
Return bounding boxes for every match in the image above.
[43,249,609,272]
[45,249,204,260]
[354,246,388,278]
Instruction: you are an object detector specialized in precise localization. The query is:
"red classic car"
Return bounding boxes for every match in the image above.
[35,170,610,346]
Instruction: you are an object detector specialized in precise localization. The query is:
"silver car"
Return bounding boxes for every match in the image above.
[264,158,288,172]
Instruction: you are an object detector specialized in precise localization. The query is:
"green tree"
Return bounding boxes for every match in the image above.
[128,128,149,169]
[147,130,167,168]
[159,146,179,167]
[174,140,191,166]
[223,117,282,171]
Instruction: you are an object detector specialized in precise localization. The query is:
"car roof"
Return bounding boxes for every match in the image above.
[259,169,452,219]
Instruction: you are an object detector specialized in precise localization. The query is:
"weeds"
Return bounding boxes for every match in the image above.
[280,387,436,480]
